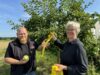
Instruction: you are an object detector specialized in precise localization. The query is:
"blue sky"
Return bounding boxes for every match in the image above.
[0,0,30,37]
[0,0,100,37]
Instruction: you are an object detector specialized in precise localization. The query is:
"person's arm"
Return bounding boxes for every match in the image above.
[34,36,50,50]
[4,58,27,64]
[66,44,88,75]
[34,40,45,50]
[54,39,64,50]
[4,43,27,65]
[38,38,64,50]
[52,33,64,50]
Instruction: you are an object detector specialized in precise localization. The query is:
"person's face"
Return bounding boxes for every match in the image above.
[66,26,77,40]
[17,28,28,44]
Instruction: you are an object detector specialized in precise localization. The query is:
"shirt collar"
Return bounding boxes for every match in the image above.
[67,39,79,44]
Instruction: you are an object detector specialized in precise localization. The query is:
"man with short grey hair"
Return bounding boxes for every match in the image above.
[4,26,46,75]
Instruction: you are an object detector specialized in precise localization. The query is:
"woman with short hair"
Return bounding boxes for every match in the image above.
[52,21,88,75]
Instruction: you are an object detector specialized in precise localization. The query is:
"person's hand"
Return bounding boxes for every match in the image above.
[54,64,67,71]
[51,32,57,41]
[38,39,50,50]
[41,40,48,48]
[18,60,28,64]
[4,57,28,65]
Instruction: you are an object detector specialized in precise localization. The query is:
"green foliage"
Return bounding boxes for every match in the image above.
[20,0,100,65]
[36,51,58,75]
[87,61,98,75]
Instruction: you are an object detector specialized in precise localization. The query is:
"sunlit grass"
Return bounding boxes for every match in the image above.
[0,39,11,75]
[0,40,10,55]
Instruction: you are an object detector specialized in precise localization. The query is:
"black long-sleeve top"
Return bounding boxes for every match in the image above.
[54,39,88,75]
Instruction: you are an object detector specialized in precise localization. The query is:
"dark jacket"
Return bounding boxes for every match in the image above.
[54,39,88,75]
[5,38,38,75]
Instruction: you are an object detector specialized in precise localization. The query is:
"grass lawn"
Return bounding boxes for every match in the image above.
[0,39,11,75]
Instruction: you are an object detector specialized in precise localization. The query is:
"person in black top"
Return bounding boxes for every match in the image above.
[52,21,88,75]
[4,26,46,75]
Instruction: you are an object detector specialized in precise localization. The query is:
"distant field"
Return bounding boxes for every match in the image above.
[0,40,10,54]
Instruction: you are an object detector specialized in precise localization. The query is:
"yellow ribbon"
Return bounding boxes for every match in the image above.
[40,32,63,75]
[51,65,63,75]
[41,32,55,57]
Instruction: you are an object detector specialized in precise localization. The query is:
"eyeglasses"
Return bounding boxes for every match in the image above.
[66,28,76,32]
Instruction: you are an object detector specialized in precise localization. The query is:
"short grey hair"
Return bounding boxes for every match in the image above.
[65,21,80,34]
[17,26,28,33]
